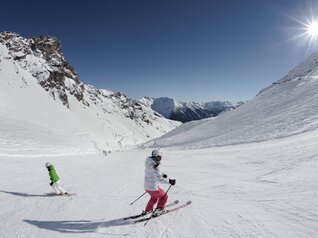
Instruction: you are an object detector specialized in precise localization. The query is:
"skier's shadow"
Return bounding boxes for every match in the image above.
[0,190,47,198]
[24,218,133,236]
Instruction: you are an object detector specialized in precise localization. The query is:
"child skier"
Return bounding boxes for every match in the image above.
[143,150,176,216]
[45,162,67,195]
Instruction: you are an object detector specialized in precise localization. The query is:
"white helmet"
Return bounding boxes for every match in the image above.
[45,162,51,168]
[152,150,162,157]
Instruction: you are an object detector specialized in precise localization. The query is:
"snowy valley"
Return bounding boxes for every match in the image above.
[0,32,318,238]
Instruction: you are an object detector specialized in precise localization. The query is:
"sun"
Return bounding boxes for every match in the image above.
[306,20,318,37]
[286,5,318,49]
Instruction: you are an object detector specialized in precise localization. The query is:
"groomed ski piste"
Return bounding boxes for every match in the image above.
[1,128,318,237]
[1,43,318,237]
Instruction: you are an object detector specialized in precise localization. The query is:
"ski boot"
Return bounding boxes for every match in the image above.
[152,208,164,217]
[141,210,151,216]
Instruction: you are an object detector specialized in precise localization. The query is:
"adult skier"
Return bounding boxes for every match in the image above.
[142,150,176,216]
[45,162,67,195]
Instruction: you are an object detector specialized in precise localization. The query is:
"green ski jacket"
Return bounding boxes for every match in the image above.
[48,165,60,183]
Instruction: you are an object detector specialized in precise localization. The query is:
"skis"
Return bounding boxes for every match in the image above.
[160,199,179,208]
[134,200,191,224]
[123,200,179,220]
[44,192,75,197]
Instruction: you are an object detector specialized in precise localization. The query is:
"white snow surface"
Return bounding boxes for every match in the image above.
[1,37,318,237]
[0,131,318,237]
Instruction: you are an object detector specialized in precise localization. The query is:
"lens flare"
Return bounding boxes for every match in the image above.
[307,20,318,37]
[285,4,318,50]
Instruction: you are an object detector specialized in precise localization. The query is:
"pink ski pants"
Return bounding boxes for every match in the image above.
[145,187,168,212]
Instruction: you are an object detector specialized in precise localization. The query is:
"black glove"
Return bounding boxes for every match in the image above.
[49,182,53,186]
[163,174,167,178]
[169,179,176,186]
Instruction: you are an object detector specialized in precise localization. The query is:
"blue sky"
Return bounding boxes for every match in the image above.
[1,0,318,102]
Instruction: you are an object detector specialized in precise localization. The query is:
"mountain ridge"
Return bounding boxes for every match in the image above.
[0,31,181,155]
[147,52,318,148]
[140,97,239,123]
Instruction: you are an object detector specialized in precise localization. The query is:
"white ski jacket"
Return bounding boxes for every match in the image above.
[144,156,168,191]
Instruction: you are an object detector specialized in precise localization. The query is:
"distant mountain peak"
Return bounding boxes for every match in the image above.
[149,52,318,149]
[141,97,237,123]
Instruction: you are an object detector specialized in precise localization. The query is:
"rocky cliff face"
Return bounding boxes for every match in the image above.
[0,32,84,107]
[0,31,170,125]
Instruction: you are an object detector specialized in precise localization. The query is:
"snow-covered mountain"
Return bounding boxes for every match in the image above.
[140,97,237,123]
[0,32,180,156]
[146,52,318,149]
[1,35,318,237]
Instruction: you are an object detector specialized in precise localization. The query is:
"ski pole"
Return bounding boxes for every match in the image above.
[130,191,147,205]
[144,184,172,226]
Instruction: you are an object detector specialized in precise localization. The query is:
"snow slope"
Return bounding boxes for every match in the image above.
[0,130,317,237]
[1,37,318,237]
[147,56,318,149]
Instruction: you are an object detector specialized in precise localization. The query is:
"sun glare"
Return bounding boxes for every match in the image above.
[307,21,318,37]
[287,5,318,49]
